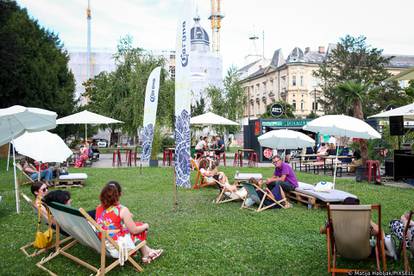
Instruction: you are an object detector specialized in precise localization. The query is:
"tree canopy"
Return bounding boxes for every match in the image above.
[206,66,246,133]
[84,36,174,136]
[0,1,75,117]
[314,35,410,117]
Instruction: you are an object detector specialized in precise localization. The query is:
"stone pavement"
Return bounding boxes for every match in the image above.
[91,154,274,168]
[89,154,413,189]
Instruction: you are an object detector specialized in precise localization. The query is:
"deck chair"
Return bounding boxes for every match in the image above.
[16,163,35,185]
[240,182,290,212]
[214,180,246,204]
[402,210,413,272]
[37,201,146,275]
[19,193,72,257]
[190,159,217,189]
[326,204,387,275]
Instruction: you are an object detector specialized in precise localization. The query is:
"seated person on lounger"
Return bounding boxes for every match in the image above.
[320,197,379,235]
[96,181,163,264]
[21,160,54,186]
[265,155,298,201]
[390,211,414,248]
[198,159,244,194]
[75,142,90,168]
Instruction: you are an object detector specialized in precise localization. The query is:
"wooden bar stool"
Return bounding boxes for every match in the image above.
[217,152,226,167]
[233,152,239,167]
[248,152,258,167]
[366,160,381,183]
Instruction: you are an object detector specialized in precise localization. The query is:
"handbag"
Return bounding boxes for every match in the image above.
[33,199,53,249]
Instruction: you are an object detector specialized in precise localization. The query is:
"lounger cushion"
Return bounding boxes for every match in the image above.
[59,173,88,180]
[295,182,357,202]
[234,173,263,181]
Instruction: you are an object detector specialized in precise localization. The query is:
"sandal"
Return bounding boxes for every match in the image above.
[141,256,152,264]
[148,249,163,262]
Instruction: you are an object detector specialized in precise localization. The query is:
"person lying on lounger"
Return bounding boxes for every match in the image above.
[198,159,242,194]
[22,160,54,186]
[95,181,163,264]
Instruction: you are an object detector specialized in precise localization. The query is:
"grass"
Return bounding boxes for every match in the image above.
[0,158,412,275]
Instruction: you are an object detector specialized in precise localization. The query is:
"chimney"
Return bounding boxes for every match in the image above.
[305,47,310,54]
[318,46,325,54]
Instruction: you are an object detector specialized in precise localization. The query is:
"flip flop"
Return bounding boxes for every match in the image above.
[148,249,163,262]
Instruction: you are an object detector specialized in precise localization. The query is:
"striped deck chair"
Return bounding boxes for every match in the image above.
[240,182,290,212]
[16,163,35,185]
[19,193,72,257]
[37,201,146,275]
[190,158,217,189]
[326,204,387,275]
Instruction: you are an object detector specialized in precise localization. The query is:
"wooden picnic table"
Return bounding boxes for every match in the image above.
[320,155,352,175]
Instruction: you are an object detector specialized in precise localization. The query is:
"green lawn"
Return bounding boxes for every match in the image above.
[0,158,412,275]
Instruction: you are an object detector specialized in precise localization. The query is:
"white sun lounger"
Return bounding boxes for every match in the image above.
[287,182,357,209]
[54,173,88,187]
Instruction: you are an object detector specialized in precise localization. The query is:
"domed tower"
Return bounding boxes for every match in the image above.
[191,15,210,53]
[287,47,305,63]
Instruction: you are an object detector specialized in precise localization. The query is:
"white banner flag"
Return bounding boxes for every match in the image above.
[141,66,162,162]
[174,1,192,188]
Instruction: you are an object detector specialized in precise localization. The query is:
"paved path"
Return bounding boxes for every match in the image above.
[89,154,413,189]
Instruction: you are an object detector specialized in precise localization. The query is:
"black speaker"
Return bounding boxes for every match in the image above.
[389,116,404,136]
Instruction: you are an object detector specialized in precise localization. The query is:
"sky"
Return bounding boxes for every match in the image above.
[17,0,414,72]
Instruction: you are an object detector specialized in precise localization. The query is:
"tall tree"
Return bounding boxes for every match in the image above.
[206,66,246,133]
[314,35,403,116]
[84,36,174,136]
[334,80,370,163]
[0,1,75,118]
[191,98,206,117]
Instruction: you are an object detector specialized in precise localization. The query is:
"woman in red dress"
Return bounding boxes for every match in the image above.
[95,181,163,264]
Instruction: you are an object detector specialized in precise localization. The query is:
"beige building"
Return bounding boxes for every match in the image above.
[239,45,414,119]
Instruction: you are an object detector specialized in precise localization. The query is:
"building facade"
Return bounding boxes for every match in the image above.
[239,45,414,119]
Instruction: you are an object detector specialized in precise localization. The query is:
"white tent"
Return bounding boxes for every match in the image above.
[12,131,72,163]
[369,103,414,119]
[0,105,57,213]
[57,110,123,140]
[190,112,238,126]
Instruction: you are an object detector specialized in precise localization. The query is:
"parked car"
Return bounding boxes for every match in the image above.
[93,139,108,148]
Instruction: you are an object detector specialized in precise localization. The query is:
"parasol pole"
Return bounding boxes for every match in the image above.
[85,124,88,142]
[7,142,11,171]
[12,139,20,213]
[332,144,339,189]
[173,163,177,212]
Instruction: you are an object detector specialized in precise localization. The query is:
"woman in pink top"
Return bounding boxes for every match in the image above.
[95,181,163,264]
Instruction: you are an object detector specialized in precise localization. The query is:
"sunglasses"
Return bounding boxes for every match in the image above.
[41,187,48,192]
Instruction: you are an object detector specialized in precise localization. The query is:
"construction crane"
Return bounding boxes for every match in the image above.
[86,0,92,80]
[208,0,224,53]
